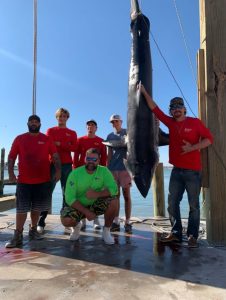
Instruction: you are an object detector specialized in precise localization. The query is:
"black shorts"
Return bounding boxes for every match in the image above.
[16,182,52,213]
[60,196,117,222]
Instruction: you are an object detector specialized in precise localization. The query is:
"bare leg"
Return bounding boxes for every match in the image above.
[61,217,78,228]
[122,186,132,222]
[16,213,27,232]
[104,199,118,227]
[30,210,42,228]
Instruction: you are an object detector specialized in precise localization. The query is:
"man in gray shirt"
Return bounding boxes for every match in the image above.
[106,114,132,233]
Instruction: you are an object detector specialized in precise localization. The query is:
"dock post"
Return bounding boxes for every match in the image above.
[199,0,226,245]
[0,148,5,196]
[152,163,165,217]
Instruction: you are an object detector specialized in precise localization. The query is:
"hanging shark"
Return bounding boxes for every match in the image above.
[125,0,169,198]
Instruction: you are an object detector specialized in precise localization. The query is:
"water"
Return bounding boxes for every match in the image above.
[2,168,190,218]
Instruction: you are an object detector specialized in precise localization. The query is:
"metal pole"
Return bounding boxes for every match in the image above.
[32,0,37,114]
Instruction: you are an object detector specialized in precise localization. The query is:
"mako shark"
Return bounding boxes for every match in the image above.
[124,0,169,198]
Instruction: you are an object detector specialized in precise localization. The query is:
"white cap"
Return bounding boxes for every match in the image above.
[109,114,122,122]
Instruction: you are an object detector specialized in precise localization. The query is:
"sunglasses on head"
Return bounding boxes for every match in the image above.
[86,157,98,162]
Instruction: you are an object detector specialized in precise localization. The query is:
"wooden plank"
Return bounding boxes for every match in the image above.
[197,49,209,188]
[200,0,226,245]
[0,195,16,212]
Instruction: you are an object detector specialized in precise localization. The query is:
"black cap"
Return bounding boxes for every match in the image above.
[169,97,184,108]
[28,115,41,123]
[86,119,97,126]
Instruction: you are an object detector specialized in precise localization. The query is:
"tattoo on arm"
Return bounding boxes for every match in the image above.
[52,153,61,171]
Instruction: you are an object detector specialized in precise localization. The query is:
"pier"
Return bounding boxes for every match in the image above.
[0,148,16,212]
[1,215,226,299]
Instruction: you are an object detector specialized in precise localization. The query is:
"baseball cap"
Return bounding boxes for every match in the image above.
[86,119,97,126]
[28,114,41,123]
[109,114,122,122]
[169,97,184,108]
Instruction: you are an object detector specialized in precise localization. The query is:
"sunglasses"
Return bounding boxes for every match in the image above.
[86,157,98,162]
[170,104,185,110]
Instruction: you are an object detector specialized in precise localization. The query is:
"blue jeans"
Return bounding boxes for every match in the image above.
[168,167,201,240]
[38,163,72,227]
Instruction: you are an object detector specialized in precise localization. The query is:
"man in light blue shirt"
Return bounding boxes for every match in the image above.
[106,114,132,233]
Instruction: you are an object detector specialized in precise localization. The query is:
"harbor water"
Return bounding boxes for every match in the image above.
[2,167,195,218]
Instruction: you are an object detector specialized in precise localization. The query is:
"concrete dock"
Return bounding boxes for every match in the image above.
[0,213,226,300]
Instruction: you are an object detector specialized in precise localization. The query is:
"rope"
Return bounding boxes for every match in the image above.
[141,12,226,172]
[149,29,196,117]
[173,0,198,87]
[171,1,226,172]
[32,0,37,115]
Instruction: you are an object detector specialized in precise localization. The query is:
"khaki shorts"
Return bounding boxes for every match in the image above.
[112,170,132,188]
[61,196,117,222]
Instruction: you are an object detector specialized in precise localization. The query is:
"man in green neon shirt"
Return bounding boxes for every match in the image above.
[61,148,118,245]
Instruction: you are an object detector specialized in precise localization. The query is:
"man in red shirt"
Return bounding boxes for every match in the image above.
[37,108,77,234]
[73,119,107,230]
[140,84,213,248]
[5,115,61,248]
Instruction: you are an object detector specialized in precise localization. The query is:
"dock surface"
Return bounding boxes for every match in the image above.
[1,213,226,300]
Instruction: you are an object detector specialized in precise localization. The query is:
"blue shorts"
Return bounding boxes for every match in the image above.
[16,182,52,213]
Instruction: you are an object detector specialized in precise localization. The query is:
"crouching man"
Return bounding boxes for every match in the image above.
[61,148,118,245]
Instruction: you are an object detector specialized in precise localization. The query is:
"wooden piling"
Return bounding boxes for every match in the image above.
[152,163,165,217]
[0,148,5,196]
[199,0,226,245]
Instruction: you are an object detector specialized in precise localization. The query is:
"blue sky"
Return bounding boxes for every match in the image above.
[0,0,199,165]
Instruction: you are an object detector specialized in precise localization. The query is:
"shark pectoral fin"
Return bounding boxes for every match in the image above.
[102,141,112,147]
[103,139,127,148]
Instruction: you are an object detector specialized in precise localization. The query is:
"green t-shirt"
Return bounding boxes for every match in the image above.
[65,165,118,207]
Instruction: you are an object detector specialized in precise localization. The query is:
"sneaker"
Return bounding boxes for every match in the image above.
[110,222,120,232]
[81,219,86,231]
[64,227,71,234]
[159,232,181,243]
[124,223,133,234]
[29,225,44,240]
[37,225,44,234]
[5,230,23,248]
[188,235,198,248]
[93,217,101,230]
[70,222,82,241]
[102,227,115,245]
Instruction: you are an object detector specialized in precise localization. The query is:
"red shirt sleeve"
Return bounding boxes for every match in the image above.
[8,136,19,161]
[153,106,172,127]
[197,119,213,144]
[100,143,107,166]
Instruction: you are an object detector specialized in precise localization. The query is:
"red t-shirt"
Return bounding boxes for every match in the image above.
[153,106,213,170]
[8,132,57,184]
[73,135,107,168]
[46,127,77,164]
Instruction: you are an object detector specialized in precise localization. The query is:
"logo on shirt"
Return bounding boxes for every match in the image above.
[184,128,192,133]
[94,177,101,181]
[69,181,75,186]
[66,133,71,136]
[38,141,45,144]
